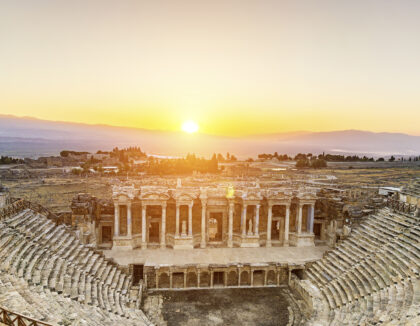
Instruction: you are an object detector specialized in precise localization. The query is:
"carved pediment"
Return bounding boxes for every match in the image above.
[265,188,293,200]
[295,188,317,201]
[112,185,137,200]
[139,186,170,201]
[172,188,199,201]
[242,189,263,201]
[140,192,170,201]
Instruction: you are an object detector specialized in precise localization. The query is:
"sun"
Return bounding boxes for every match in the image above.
[181,120,199,133]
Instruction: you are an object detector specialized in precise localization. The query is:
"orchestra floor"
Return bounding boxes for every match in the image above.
[103,245,329,268]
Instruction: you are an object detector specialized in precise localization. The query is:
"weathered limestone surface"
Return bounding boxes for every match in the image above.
[296,207,420,325]
[0,208,152,326]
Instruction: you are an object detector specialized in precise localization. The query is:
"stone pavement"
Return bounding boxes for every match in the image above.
[103,245,329,267]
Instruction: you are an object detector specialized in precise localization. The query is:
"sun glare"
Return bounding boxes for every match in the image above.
[181,120,199,134]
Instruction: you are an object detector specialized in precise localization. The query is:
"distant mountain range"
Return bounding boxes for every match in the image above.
[0,115,419,159]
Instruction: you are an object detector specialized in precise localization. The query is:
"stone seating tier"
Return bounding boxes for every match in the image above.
[301,207,420,325]
[0,209,151,326]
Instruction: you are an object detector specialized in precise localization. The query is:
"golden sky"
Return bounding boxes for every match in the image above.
[1,1,419,136]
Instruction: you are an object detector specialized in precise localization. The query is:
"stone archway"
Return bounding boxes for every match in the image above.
[227,270,237,286]
[172,272,184,288]
[253,270,264,286]
[267,270,276,285]
[240,271,250,286]
[159,273,170,288]
[187,272,197,288]
[199,271,210,287]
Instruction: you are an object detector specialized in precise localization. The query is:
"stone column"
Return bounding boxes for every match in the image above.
[297,204,303,235]
[309,203,315,233]
[114,203,119,237]
[251,270,254,286]
[183,272,187,288]
[155,272,159,289]
[175,204,180,238]
[127,203,132,237]
[201,202,206,248]
[197,270,201,287]
[255,204,260,236]
[228,202,234,247]
[210,271,214,288]
[266,204,273,247]
[141,205,147,249]
[188,203,193,237]
[160,204,166,248]
[169,272,173,289]
[241,204,247,236]
[264,270,268,286]
[238,269,241,286]
[284,204,290,246]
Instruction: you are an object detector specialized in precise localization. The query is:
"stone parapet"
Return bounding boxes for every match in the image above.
[289,232,315,247]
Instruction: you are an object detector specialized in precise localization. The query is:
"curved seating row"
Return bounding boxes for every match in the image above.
[0,208,152,326]
[303,208,420,325]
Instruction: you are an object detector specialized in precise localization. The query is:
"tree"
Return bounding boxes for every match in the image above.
[296,159,310,168]
[389,156,396,162]
[311,159,327,168]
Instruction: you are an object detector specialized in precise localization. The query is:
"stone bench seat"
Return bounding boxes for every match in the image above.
[0,209,145,324]
[0,271,148,325]
[4,209,31,227]
[302,208,419,326]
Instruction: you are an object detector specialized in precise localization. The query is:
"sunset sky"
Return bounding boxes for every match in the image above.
[1,0,419,136]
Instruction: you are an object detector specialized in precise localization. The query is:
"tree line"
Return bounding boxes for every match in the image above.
[0,156,24,164]
[258,152,420,163]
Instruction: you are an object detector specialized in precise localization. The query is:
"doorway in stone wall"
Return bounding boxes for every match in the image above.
[102,226,112,243]
[213,271,224,286]
[208,212,223,242]
[149,221,160,243]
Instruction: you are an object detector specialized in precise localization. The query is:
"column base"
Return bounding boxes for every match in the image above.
[289,232,314,247]
[200,242,206,249]
[112,236,134,250]
[227,239,233,248]
[141,242,147,250]
[173,236,193,249]
[160,243,166,249]
[283,240,289,247]
[266,240,272,248]
[240,235,260,248]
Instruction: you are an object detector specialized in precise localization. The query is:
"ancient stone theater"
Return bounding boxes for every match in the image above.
[0,178,419,325]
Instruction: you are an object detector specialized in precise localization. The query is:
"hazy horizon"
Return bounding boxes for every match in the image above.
[1,114,420,159]
[2,113,420,138]
[1,1,420,136]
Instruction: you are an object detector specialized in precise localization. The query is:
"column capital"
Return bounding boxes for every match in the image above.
[161,202,167,209]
